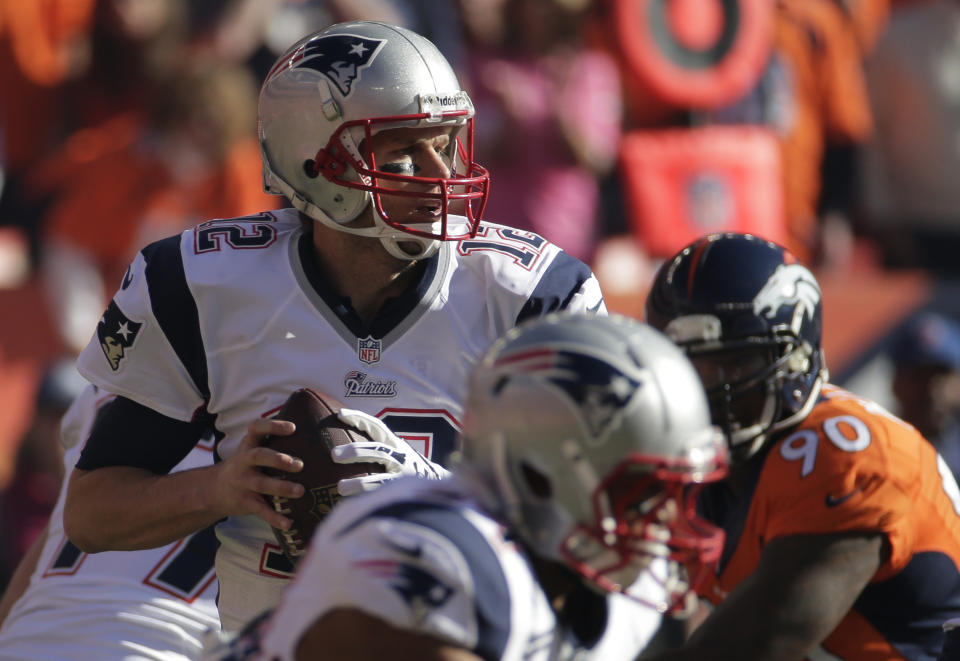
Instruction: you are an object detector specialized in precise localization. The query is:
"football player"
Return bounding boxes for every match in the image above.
[644,232,960,660]
[63,20,607,632]
[0,384,220,660]
[201,313,729,661]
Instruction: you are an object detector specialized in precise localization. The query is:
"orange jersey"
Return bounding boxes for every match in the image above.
[699,385,960,660]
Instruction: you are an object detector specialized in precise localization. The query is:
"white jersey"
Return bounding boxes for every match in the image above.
[202,477,663,661]
[0,384,220,660]
[74,209,607,630]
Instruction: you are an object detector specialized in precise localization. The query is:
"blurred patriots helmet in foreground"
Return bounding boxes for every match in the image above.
[459,312,727,614]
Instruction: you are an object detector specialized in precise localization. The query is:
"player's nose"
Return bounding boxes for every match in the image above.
[416,146,451,180]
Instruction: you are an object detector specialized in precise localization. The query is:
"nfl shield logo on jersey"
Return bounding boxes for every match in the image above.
[358,336,382,365]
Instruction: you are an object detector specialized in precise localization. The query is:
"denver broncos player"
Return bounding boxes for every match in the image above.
[0,384,220,660]
[62,21,606,633]
[644,232,960,660]
[201,314,729,661]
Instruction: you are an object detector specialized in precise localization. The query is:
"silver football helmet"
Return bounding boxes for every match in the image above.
[459,313,728,614]
[258,21,490,260]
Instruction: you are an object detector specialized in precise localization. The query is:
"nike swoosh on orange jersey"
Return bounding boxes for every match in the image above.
[824,487,864,507]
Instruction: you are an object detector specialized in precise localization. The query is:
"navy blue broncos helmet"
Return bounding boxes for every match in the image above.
[645,233,827,462]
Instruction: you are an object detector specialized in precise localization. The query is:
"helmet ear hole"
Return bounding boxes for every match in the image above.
[520,461,552,499]
[303,159,319,179]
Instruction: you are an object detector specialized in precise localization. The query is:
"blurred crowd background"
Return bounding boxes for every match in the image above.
[2,0,960,592]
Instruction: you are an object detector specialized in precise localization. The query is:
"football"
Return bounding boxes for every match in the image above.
[260,388,384,565]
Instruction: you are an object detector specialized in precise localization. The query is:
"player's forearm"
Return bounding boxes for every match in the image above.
[299,609,483,661]
[646,533,886,661]
[64,465,222,552]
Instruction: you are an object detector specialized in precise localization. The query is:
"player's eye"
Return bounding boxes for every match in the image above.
[380,161,420,175]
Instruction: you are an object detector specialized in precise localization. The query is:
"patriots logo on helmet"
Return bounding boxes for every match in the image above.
[97,300,143,371]
[291,34,386,97]
[752,263,820,333]
[494,349,641,439]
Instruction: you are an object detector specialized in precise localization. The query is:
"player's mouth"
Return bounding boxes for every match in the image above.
[410,201,442,220]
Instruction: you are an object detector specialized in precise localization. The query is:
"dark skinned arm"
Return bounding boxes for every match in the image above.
[295,608,482,661]
[647,531,888,661]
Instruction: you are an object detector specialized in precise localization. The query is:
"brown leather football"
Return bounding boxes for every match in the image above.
[260,388,383,565]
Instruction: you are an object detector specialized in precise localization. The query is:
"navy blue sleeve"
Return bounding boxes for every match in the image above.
[141,236,210,399]
[76,395,209,474]
[516,251,594,326]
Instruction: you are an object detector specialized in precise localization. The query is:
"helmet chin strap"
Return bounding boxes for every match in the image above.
[378,231,440,261]
[283,182,441,261]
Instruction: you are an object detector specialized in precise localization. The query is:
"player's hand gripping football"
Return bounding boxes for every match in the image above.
[213,418,305,532]
[332,409,450,496]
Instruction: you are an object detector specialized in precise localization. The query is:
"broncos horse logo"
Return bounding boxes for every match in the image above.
[284,33,386,97]
[752,263,821,333]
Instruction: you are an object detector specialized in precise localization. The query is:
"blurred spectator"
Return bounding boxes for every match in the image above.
[589,0,778,305]
[836,0,892,56]
[37,58,276,353]
[590,0,872,272]
[0,0,96,174]
[460,0,622,262]
[0,0,97,270]
[0,357,85,588]
[0,0,194,279]
[889,312,960,479]
[187,0,285,66]
[859,0,960,274]
[707,0,874,266]
[380,0,465,70]
[68,0,190,131]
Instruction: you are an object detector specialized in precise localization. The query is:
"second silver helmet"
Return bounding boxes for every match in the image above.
[460,313,728,613]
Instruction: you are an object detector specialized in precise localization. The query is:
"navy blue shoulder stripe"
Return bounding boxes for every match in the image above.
[141,235,210,400]
[516,250,592,326]
[344,501,512,661]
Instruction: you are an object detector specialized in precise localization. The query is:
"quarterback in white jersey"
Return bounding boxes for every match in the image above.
[203,315,728,661]
[72,208,603,630]
[63,20,605,634]
[0,384,219,660]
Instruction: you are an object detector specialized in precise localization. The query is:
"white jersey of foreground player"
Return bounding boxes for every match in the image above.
[0,385,220,660]
[75,208,606,631]
[202,476,664,661]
